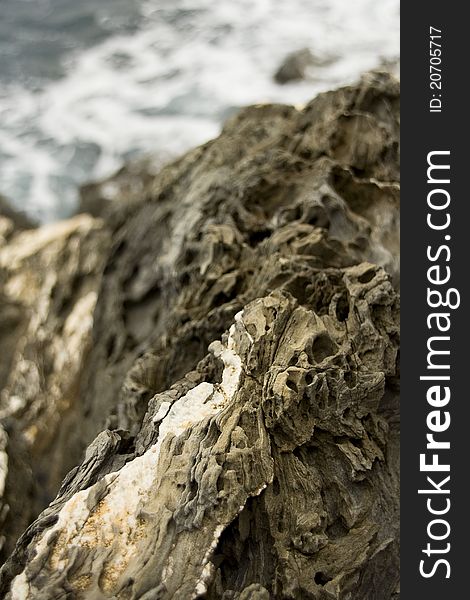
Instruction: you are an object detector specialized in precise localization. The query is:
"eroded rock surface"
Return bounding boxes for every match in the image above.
[0,72,400,598]
[0,215,110,556]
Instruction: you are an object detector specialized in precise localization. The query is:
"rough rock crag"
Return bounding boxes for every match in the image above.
[0,71,400,599]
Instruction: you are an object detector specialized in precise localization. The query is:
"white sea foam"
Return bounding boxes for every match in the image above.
[0,0,399,222]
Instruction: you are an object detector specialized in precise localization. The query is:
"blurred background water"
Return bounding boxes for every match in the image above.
[0,0,399,222]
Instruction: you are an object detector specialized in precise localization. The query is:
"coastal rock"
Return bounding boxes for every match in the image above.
[0,195,37,246]
[78,156,164,219]
[76,71,399,447]
[0,215,110,543]
[0,422,35,564]
[274,48,335,84]
[0,72,400,598]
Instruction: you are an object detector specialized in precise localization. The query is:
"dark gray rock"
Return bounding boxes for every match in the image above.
[78,156,165,219]
[0,195,37,237]
[274,48,335,84]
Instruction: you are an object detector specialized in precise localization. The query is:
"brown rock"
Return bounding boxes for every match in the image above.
[0,72,400,599]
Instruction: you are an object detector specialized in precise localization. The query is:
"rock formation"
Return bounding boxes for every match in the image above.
[273,48,336,84]
[0,71,400,599]
[0,196,37,241]
[0,212,110,562]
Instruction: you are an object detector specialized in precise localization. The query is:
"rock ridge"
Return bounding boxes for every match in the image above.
[0,71,400,599]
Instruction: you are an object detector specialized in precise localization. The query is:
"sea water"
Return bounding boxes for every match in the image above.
[0,0,399,222]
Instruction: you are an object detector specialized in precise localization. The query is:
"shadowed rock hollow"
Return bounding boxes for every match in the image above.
[0,71,400,599]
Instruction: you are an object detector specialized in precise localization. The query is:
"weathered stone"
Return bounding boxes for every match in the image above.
[274,48,336,84]
[0,216,111,529]
[0,422,35,564]
[76,71,399,449]
[0,72,400,599]
[0,195,37,240]
[78,156,165,219]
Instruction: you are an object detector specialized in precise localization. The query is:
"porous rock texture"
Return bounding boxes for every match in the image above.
[0,71,400,599]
